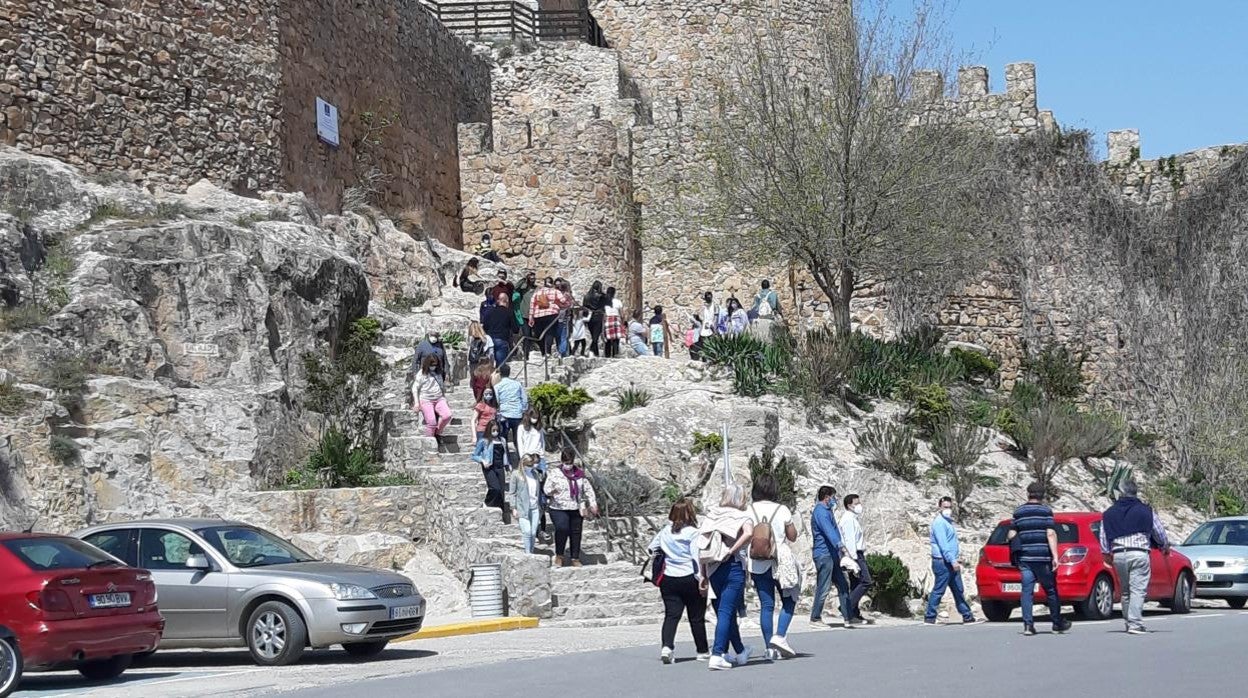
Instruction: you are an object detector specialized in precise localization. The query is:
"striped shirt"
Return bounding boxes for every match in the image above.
[1011,502,1056,564]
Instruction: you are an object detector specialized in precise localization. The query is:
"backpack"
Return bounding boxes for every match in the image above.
[757,296,774,318]
[749,503,782,561]
[468,338,486,365]
[535,292,551,310]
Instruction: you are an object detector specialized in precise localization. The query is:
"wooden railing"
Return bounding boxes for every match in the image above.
[421,1,608,47]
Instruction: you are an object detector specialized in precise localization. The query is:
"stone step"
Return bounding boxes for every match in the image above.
[550,562,640,584]
[553,587,659,607]
[551,600,664,621]
[549,571,647,593]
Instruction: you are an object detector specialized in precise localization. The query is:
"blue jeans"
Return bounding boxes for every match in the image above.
[709,560,746,656]
[752,568,795,645]
[492,338,510,366]
[557,320,569,356]
[517,508,540,553]
[652,342,664,357]
[1019,561,1063,626]
[811,554,850,621]
[925,559,973,621]
[629,338,652,356]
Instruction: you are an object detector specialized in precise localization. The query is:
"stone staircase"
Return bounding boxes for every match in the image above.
[376,331,658,626]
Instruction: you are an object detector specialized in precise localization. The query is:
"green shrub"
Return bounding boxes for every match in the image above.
[690,430,724,457]
[748,449,807,510]
[964,398,996,428]
[0,303,47,332]
[285,427,382,489]
[848,364,900,399]
[0,381,32,415]
[661,481,682,505]
[49,434,81,465]
[1027,403,1124,493]
[588,464,665,516]
[894,380,953,435]
[42,354,89,410]
[440,330,466,349]
[1157,471,1246,516]
[615,385,651,412]
[930,420,994,522]
[853,419,919,481]
[1009,381,1044,412]
[528,383,592,427]
[950,348,999,379]
[384,292,429,313]
[865,552,917,617]
[153,201,192,220]
[699,334,785,397]
[1023,344,1087,400]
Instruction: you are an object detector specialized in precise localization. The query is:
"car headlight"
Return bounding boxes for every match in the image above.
[328,583,377,601]
[1229,557,1248,569]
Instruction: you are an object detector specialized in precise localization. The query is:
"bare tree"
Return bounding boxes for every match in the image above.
[929,420,993,522]
[1027,402,1123,495]
[699,0,997,335]
[1190,352,1248,514]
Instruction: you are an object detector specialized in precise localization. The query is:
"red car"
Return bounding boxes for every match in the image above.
[0,532,164,696]
[975,512,1195,622]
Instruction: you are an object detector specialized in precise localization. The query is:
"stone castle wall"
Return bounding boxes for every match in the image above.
[1,0,490,246]
[458,113,641,309]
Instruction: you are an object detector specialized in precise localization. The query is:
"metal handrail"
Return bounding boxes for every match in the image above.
[419,0,609,47]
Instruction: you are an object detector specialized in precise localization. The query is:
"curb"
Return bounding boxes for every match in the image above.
[398,617,540,641]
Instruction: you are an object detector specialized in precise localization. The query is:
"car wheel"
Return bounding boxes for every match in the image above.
[1228,598,1247,610]
[0,636,23,698]
[1171,572,1194,614]
[980,600,1013,623]
[1078,575,1114,621]
[77,654,132,681]
[342,640,389,658]
[247,601,308,666]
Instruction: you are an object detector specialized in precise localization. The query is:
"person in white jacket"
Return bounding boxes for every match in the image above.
[838,493,871,626]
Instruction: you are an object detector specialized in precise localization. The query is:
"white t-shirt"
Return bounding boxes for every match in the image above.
[516,425,545,459]
[747,501,793,574]
[605,298,623,317]
[524,472,540,509]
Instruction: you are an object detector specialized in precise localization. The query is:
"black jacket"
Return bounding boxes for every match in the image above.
[483,305,519,340]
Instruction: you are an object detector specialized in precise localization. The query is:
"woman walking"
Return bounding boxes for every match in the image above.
[472,387,499,441]
[726,297,750,336]
[748,475,799,660]
[467,321,494,370]
[544,448,598,567]
[582,281,607,356]
[648,499,710,664]
[483,293,519,367]
[516,409,546,469]
[509,455,544,554]
[411,355,452,438]
[627,309,652,356]
[470,358,494,402]
[649,305,671,358]
[471,421,510,524]
[697,484,754,671]
[602,286,625,358]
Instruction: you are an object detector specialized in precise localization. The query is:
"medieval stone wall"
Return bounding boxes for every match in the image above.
[1,0,491,247]
[458,114,640,308]
[0,0,284,192]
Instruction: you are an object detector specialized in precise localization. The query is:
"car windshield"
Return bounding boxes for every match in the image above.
[1183,520,1248,546]
[987,522,1081,545]
[2,536,117,571]
[195,526,318,568]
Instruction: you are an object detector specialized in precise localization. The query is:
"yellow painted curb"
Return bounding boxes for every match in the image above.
[398,617,539,641]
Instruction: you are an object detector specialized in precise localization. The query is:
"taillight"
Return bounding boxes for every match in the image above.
[1059,546,1088,565]
[27,588,75,615]
[978,547,987,566]
[144,580,159,606]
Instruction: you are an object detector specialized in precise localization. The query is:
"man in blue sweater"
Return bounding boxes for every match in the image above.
[809,485,851,626]
[1099,480,1168,635]
[924,497,981,625]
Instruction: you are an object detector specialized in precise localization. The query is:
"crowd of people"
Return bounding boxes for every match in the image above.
[647,478,1171,670]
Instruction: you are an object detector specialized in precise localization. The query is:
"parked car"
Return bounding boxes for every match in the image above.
[1172,516,1248,609]
[0,532,164,697]
[72,519,426,666]
[975,511,1195,622]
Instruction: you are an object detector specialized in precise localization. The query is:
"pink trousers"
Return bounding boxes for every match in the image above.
[419,398,452,437]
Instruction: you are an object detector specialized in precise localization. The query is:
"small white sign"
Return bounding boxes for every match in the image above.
[184,343,220,357]
[316,97,340,147]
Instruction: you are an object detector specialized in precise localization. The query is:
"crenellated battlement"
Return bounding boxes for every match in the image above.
[897,62,1049,137]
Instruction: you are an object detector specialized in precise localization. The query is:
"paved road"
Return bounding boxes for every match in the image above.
[18,608,1244,697]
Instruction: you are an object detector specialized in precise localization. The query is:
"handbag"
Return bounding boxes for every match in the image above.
[642,549,666,587]
[776,541,800,591]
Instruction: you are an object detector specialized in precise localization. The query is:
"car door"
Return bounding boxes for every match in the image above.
[82,529,138,566]
[137,528,231,639]
[1148,546,1173,600]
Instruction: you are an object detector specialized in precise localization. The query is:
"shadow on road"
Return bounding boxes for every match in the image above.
[134,647,439,669]
[19,672,181,690]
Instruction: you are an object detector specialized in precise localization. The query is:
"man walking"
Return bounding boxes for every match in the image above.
[839,493,871,626]
[1099,480,1169,635]
[924,497,981,625]
[493,364,528,445]
[1011,482,1072,636]
[809,486,851,627]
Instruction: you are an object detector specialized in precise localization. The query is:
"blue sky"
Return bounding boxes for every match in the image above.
[913,0,1248,159]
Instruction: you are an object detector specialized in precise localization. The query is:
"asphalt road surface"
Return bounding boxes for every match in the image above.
[19,608,1245,698]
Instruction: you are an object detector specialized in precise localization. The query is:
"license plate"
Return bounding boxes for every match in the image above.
[390,605,421,620]
[88,592,131,608]
[1001,583,1037,594]
[1196,572,1214,582]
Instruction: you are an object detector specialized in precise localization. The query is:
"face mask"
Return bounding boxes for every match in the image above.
[483,392,494,401]
[429,335,440,344]
[941,509,954,520]
[852,504,863,515]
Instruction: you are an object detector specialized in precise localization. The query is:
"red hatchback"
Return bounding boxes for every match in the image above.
[975,512,1195,622]
[0,533,164,697]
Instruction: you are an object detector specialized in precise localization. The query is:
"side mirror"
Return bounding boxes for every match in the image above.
[185,554,211,570]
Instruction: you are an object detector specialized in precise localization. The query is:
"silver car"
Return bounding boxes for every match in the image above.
[72,519,425,665]
[1172,515,1248,609]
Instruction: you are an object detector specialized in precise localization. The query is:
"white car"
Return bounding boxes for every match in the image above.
[1173,516,1248,609]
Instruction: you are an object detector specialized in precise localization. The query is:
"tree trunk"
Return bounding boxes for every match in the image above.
[833,263,855,336]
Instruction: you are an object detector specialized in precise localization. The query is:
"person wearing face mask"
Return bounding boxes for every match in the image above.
[838,494,871,626]
[924,497,982,626]
[809,485,851,627]
[406,330,447,406]
[411,355,452,438]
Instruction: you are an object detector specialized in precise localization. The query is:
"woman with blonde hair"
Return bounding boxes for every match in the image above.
[648,498,709,664]
[697,484,754,670]
[467,320,494,371]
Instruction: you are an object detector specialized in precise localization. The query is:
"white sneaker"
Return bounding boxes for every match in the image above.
[769,634,797,659]
[695,652,711,661]
[765,648,781,661]
[708,655,733,671]
[661,647,673,664]
[734,645,753,667]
